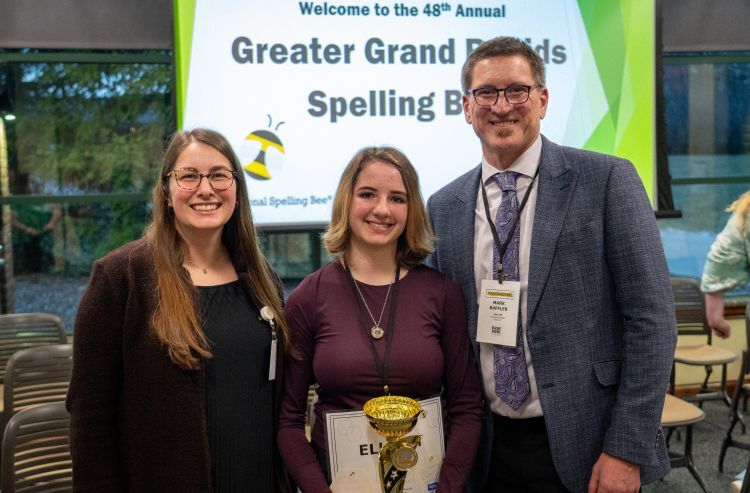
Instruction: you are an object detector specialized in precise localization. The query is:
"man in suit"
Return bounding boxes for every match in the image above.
[426,36,676,493]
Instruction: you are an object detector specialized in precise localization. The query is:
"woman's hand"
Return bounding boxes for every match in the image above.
[705,291,731,338]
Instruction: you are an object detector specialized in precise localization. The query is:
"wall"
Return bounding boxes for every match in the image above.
[662,0,750,52]
[2,0,750,52]
[0,0,172,49]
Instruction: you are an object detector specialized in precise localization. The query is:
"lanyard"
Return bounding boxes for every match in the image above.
[480,169,538,280]
[343,261,401,395]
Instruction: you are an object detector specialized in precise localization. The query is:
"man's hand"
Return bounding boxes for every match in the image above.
[587,452,640,493]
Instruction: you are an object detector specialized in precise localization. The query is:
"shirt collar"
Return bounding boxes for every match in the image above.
[481,134,542,185]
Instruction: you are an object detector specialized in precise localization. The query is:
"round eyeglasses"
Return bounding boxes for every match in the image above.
[166,168,237,191]
[467,84,542,107]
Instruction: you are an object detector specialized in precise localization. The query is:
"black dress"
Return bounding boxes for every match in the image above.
[200,280,276,493]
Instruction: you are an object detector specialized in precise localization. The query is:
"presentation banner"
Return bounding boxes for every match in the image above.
[175,0,654,226]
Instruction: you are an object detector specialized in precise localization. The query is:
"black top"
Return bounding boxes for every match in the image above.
[200,280,276,493]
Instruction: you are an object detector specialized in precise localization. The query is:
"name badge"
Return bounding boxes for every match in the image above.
[268,339,277,381]
[476,279,520,347]
[326,396,444,492]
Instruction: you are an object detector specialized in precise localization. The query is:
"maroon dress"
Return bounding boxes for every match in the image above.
[277,261,483,493]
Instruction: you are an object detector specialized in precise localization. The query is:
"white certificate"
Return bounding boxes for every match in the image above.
[476,279,520,347]
[326,396,444,493]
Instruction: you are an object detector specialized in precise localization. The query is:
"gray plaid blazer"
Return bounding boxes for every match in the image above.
[426,135,677,493]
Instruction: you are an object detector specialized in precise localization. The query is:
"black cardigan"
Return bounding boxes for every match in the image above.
[66,239,290,492]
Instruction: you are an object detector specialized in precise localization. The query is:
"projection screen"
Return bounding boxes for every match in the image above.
[175,0,655,227]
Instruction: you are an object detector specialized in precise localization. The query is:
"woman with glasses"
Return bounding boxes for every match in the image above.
[277,147,483,492]
[67,128,292,492]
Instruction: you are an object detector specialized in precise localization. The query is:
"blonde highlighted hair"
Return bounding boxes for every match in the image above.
[729,190,750,232]
[323,146,434,269]
[144,128,291,369]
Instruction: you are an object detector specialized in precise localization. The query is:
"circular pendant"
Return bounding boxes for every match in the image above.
[370,325,385,340]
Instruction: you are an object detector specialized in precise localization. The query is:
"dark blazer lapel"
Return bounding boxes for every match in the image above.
[450,166,481,316]
[527,137,576,323]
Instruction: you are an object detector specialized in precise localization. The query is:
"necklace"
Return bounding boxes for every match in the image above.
[351,272,394,340]
[185,250,224,274]
[344,260,401,394]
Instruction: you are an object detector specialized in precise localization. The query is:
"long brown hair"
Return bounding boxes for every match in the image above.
[144,128,291,369]
[323,146,434,269]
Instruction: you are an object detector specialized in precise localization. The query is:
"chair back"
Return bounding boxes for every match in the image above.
[0,313,67,384]
[670,277,712,342]
[0,401,71,493]
[3,344,73,432]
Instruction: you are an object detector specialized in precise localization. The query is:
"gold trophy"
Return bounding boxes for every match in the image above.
[363,395,425,493]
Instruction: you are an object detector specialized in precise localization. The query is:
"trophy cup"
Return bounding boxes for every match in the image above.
[363,395,425,493]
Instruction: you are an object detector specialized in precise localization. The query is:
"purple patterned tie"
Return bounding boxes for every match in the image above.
[492,172,530,409]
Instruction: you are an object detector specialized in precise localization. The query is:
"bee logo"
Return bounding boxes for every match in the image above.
[243,115,285,181]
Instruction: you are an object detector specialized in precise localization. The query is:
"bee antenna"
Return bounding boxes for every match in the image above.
[275,121,285,131]
[267,114,272,127]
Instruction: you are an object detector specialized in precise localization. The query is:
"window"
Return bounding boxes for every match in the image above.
[0,49,173,330]
[0,50,333,328]
[659,53,750,299]
[260,230,331,296]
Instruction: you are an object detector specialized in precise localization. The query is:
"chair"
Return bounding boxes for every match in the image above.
[661,393,709,492]
[670,277,737,405]
[0,313,67,385]
[718,304,750,472]
[0,401,72,493]
[2,344,73,433]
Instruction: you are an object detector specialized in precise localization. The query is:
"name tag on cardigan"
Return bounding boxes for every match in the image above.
[326,396,444,493]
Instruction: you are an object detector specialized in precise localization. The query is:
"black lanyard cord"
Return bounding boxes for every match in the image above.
[480,169,539,279]
[343,260,401,395]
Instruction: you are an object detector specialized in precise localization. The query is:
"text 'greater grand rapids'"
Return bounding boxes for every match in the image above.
[230,37,567,123]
